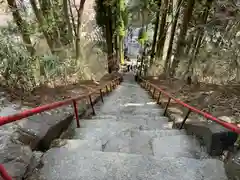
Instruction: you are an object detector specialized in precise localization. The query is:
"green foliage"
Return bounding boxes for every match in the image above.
[138,28,148,45]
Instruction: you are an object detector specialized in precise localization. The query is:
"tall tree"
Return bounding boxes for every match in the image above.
[163,0,183,73]
[155,0,168,59]
[63,0,73,43]
[7,0,35,54]
[150,0,161,65]
[170,0,195,76]
[30,0,58,53]
[95,0,114,73]
[185,0,214,77]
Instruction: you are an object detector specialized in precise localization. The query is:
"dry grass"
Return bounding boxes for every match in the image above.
[145,75,240,124]
[2,72,121,107]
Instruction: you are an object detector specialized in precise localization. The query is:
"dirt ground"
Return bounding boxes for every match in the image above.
[1,72,121,107]
[145,75,240,124]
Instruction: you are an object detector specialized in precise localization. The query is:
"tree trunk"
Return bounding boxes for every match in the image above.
[7,0,35,54]
[75,0,86,59]
[184,32,194,55]
[30,0,56,53]
[164,0,182,74]
[39,0,51,18]
[185,0,213,76]
[105,5,114,73]
[53,2,69,45]
[170,0,195,77]
[155,0,168,59]
[63,0,73,44]
[150,0,161,65]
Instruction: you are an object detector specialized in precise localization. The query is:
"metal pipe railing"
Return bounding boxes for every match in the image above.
[0,77,122,180]
[137,76,240,134]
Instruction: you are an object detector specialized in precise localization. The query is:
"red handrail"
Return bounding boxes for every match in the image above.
[0,165,12,180]
[0,77,121,180]
[0,78,119,126]
[139,77,240,134]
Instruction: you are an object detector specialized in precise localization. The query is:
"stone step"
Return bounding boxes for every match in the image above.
[89,114,169,122]
[88,114,118,120]
[103,128,153,155]
[116,114,168,121]
[28,149,227,180]
[132,129,186,138]
[95,108,164,117]
[79,119,116,128]
[102,129,186,155]
[50,139,102,151]
[152,135,208,159]
[72,122,141,144]
[79,118,169,130]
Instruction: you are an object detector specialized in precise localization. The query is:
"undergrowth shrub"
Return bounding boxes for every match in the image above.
[0,29,107,92]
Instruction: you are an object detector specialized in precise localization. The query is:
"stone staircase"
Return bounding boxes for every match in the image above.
[28,74,228,180]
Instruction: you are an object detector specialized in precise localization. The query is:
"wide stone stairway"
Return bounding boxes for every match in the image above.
[29,73,228,180]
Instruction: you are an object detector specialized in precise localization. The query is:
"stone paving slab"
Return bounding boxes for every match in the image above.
[103,129,153,155]
[132,129,186,138]
[72,122,141,144]
[152,135,208,159]
[50,139,102,151]
[28,149,227,180]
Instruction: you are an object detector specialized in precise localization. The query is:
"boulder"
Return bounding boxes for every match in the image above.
[24,151,44,179]
[13,108,74,151]
[0,131,32,180]
[180,121,238,156]
[224,151,240,180]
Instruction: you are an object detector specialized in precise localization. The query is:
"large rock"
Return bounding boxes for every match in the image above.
[0,131,33,180]
[180,121,238,156]
[13,108,74,151]
[224,151,240,180]
[24,151,44,179]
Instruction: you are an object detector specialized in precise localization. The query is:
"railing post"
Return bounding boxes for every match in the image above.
[163,97,171,116]
[152,88,155,99]
[72,100,80,128]
[100,89,104,103]
[157,91,161,104]
[89,95,96,115]
[180,109,191,129]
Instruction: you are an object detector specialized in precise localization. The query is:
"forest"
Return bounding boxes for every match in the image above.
[0,0,239,114]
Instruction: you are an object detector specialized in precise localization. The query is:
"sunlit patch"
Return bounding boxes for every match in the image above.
[121,103,144,107]
[165,122,173,129]
[146,102,156,105]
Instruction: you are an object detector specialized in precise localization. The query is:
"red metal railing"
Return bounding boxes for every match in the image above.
[137,76,240,134]
[0,77,122,180]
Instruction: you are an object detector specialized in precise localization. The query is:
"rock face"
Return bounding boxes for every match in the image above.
[0,131,33,179]
[225,151,240,180]
[180,121,238,156]
[0,97,102,179]
[14,109,74,151]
